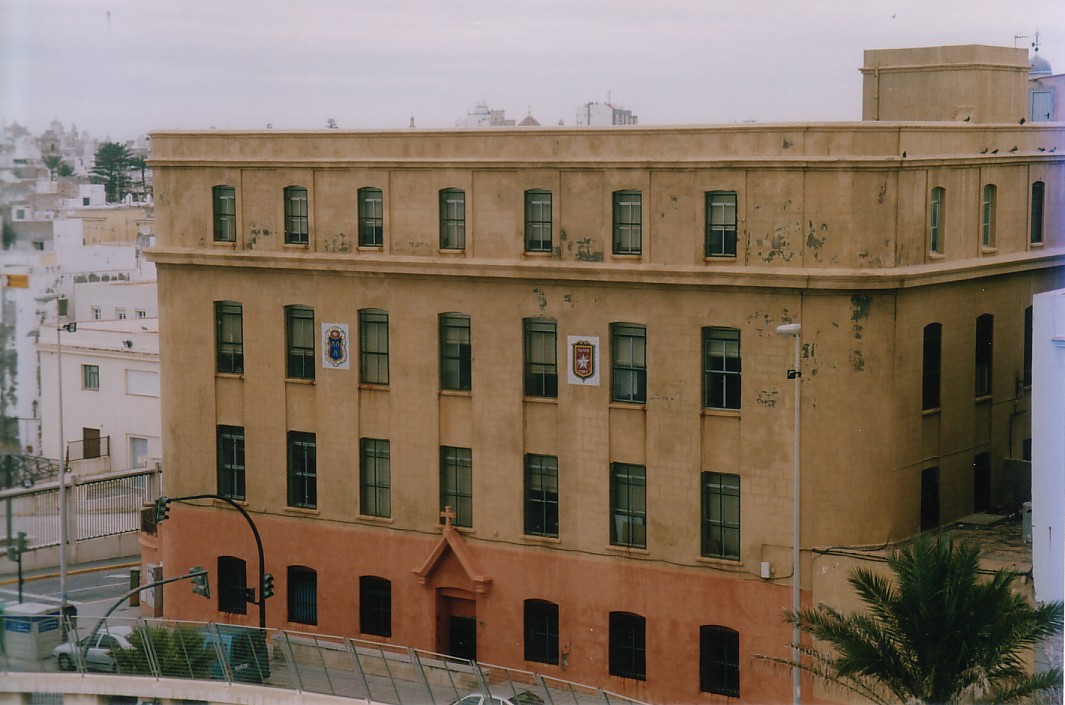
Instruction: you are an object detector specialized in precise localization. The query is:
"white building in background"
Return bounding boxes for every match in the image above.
[455,102,516,128]
[575,101,638,126]
[1031,289,1064,630]
[74,280,158,322]
[37,317,160,474]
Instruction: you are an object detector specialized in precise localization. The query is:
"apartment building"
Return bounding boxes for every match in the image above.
[146,45,1064,703]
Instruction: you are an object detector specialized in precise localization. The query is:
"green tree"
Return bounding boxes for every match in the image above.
[112,624,215,678]
[57,162,76,178]
[781,535,1063,704]
[90,142,134,202]
[41,154,64,180]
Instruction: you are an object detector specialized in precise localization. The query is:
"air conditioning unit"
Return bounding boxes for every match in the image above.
[1022,501,1032,543]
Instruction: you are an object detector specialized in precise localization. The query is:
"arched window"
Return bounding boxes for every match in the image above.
[699,625,739,696]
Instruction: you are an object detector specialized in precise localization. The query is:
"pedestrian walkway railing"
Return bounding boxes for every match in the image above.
[1,616,647,705]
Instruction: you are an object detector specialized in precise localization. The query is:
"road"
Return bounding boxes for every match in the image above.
[0,555,141,624]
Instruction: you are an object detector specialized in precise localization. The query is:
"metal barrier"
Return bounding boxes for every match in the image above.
[0,467,159,549]
[1,616,648,705]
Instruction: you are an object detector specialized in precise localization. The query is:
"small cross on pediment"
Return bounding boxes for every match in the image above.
[440,505,456,529]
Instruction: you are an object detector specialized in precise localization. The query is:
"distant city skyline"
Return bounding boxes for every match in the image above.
[2,0,1062,141]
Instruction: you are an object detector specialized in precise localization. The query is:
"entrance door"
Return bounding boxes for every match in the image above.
[83,428,101,459]
[449,616,477,661]
[437,593,477,662]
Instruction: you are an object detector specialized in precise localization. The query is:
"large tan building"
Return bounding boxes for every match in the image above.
[146,46,1063,703]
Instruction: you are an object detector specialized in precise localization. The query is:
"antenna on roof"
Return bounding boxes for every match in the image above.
[1014,35,1028,48]
[1032,31,1041,51]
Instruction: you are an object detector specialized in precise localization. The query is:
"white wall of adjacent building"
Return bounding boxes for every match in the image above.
[1031,288,1065,675]
[37,318,161,473]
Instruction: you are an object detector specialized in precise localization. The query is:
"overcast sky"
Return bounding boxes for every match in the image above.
[2,0,1062,141]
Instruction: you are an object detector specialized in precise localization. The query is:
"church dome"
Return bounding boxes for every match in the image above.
[1030,52,1052,77]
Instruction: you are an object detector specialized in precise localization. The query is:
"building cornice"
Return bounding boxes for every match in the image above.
[147,247,1065,292]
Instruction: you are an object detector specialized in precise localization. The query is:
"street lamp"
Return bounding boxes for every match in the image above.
[776,322,802,705]
[56,319,77,616]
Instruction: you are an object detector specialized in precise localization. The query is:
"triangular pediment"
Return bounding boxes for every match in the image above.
[413,526,492,595]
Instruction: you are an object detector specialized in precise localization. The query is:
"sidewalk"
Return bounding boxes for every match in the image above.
[0,554,141,586]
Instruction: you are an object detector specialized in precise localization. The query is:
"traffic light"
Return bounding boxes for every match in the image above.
[261,572,275,599]
[153,496,170,524]
[189,566,210,598]
[6,531,27,561]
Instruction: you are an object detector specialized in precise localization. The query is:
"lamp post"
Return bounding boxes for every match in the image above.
[56,318,77,616]
[776,322,802,705]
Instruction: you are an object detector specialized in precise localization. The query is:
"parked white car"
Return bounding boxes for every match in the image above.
[451,691,544,705]
[53,626,134,672]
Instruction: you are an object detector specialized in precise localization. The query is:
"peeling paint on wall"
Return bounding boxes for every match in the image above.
[532,288,547,312]
[757,388,781,407]
[850,349,865,371]
[323,234,352,253]
[575,238,603,262]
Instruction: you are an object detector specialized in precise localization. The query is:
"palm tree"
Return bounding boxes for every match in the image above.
[41,154,63,180]
[780,534,1063,704]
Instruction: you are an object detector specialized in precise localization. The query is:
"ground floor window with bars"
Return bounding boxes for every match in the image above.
[700,625,740,696]
[218,555,247,614]
[287,565,317,625]
[524,599,559,664]
[359,576,392,637]
[609,611,646,680]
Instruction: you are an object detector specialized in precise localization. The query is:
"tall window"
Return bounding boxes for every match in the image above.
[701,472,740,560]
[524,318,557,397]
[213,185,237,242]
[359,438,391,518]
[699,626,740,696]
[359,576,392,637]
[524,599,559,664]
[217,425,246,500]
[703,327,741,410]
[439,188,465,250]
[929,187,944,254]
[608,612,646,680]
[612,323,646,403]
[215,301,244,374]
[922,323,942,410]
[920,468,939,531]
[981,184,996,248]
[524,190,552,253]
[1030,181,1045,245]
[440,446,473,528]
[612,190,642,255]
[610,463,646,548]
[218,556,247,615]
[287,566,317,625]
[358,187,383,247]
[1023,306,1033,387]
[439,313,472,391]
[358,309,389,385]
[82,364,100,390]
[975,313,993,397]
[706,191,738,257]
[524,454,559,537]
[287,431,317,509]
[285,305,315,380]
[284,186,309,245]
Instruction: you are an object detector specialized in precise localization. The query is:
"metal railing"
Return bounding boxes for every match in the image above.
[1,616,647,705]
[0,467,159,549]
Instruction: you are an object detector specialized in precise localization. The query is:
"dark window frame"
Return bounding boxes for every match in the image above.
[285,305,315,380]
[611,323,646,403]
[218,555,247,615]
[524,599,559,664]
[705,191,738,257]
[610,462,646,549]
[922,323,942,410]
[215,301,244,375]
[703,327,741,410]
[358,309,389,385]
[217,425,246,501]
[359,576,392,637]
[929,187,944,254]
[358,187,384,247]
[699,625,740,696]
[287,565,317,625]
[608,611,646,680]
[524,454,559,538]
[359,438,391,518]
[1023,306,1033,388]
[439,188,466,250]
[612,190,642,255]
[523,318,558,398]
[524,189,552,253]
[701,472,740,560]
[284,186,309,245]
[981,184,996,248]
[1030,181,1045,245]
[440,446,473,528]
[439,313,472,391]
[975,313,993,397]
[82,364,100,390]
[213,185,237,243]
[287,431,317,509]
